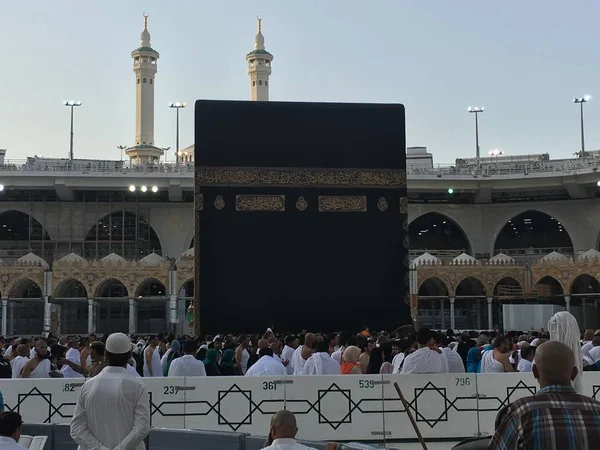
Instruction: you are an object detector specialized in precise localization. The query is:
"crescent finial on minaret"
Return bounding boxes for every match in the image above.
[257,16,262,33]
[143,13,149,30]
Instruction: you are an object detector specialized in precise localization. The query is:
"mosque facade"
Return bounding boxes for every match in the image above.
[0,16,599,336]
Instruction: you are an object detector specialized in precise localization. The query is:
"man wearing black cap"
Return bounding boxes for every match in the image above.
[71,332,150,450]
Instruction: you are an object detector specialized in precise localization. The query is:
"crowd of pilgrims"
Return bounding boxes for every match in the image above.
[2,322,600,379]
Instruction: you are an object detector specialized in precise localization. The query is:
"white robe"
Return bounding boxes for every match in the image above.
[400,347,447,374]
[281,345,295,375]
[29,359,51,378]
[582,342,594,361]
[442,347,465,373]
[331,347,344,365]
[480,350,505,373]
[517,358,533,372]
[392,353,405,374]
[291,346,309,375]
[143,346,163,377]
[168,355,207,377]
[10,355,28,378]
[588,346,600,363]
[302,352,340,375]
[245,355,286,377]
[61,348,85,378]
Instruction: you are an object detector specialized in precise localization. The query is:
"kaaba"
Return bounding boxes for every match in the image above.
[194,100,409,334]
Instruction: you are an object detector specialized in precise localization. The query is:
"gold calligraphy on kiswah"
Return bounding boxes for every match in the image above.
[235,195,285,212]
[196,167,406,189]
[318,196,367,212]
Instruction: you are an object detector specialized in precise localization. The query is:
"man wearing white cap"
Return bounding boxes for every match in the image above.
[71,332,150,450]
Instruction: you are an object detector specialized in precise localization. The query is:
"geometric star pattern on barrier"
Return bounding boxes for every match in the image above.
[149,383,284,431]
[477,380,537,412]
[4,387,75,424]
[381,381,478,428]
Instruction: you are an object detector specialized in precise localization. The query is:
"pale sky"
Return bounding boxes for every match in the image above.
[1,1,599,164]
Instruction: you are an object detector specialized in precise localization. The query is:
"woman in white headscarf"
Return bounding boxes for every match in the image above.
[547,311,583,393]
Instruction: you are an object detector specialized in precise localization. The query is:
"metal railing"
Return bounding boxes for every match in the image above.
[0,154,599,177]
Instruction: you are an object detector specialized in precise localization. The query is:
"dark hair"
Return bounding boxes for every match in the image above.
[346,335,358,347]
[105,350,130,367]
[183,340,197,354]
[417,327,433,346]
[494,335,510,349]
[284,335,296,345]
[196,348,208,361]
[316,340,329,353]
[90,341,105,357]
[259,347,274,357]
[366,347,384,374]
[521,345,535,360]
[434,333,448,347]
[0,412,23,437]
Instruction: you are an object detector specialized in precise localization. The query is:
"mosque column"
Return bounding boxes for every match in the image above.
[54,304,62,336]
[564,295,571,313]
[93,300,99,333]
[487,297,493,329]
[449,297,456,330]
[440,299,446,329]
[8,302,15,335]
[582,298,587,329]
[88,299,94,334]
[168,269,177,333]
[43,269,52,338]
[1,299,7,336]
[476,299,482,329]
[128,299,137,334]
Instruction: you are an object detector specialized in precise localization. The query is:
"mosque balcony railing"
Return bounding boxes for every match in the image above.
[409,249,466,259]
[496,247,575,258]
[0,155,600,178]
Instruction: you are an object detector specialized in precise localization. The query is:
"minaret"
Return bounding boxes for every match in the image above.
[246,17,273,101]
[126,14,163,165]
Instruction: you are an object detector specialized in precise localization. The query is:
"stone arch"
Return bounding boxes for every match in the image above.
[409,212,472,254]
[0,210,54,261]
[570,274,600,295]
[54,278,88,298]
[9,278,42,298]
[84,210,162,260]
[135,278,167,297]
[493,277,522,297]
[493,210,574,256]
[418,277,449,296]
[178,278,194,297]
[455,276,488,297]
[94,278,129,298]
[535,275,564,297]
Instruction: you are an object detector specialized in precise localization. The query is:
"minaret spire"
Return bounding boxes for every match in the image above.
[246,16,273,101]
[126,14,163,165]
[140,13,151,47]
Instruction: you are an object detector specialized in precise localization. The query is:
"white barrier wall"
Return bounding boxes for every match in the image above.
[2,373,600,441]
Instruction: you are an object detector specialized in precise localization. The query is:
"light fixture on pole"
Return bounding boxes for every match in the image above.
[467,106,484,164]
[117,145,127,162]
[573,95,591,157]
[63,100,82,161]
[161,147,171,163]
[168,102,187,164]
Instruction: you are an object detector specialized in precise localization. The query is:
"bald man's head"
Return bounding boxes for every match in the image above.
[257,339,268,350]
[533,341,577,387]
[304,333,316,348]
[270,410,297,440]
[16,344,28,357]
